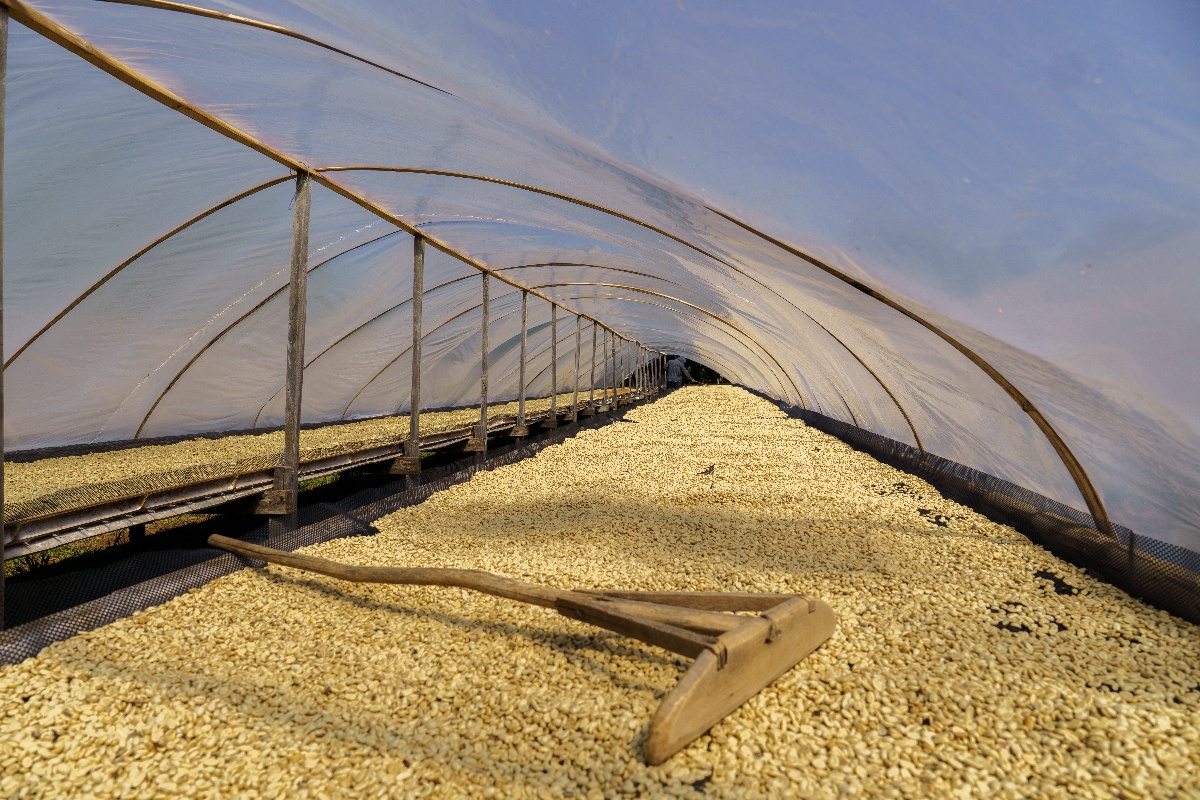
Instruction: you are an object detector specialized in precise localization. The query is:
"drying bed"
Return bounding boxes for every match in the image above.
[0,386,1196,798]
[3,391,587,523]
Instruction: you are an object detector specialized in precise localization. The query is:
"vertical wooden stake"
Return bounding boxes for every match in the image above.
[517,290,528,432]
[637,348,644,397]
[626,341,632,399]
[404,235,425,485]
[603,329,611,409]
[617,335,623,405]
[0,7,7,630]
[573,316,581,422]
[477,273,489,464]
[636,347,642,396]
[619,338,628,405]
[271,170,311,532]
[610,333,618,409]
[589,323,598,407]
[549,303,557,426]
[631,342,637,394]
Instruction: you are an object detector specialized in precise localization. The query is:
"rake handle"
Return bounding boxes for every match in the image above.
[209,534,563,607]
[208,534,742,635]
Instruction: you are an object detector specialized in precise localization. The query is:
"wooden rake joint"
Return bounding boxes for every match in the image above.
[208,534,837,764]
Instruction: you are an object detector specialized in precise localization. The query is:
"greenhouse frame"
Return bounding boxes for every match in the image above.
[0,1,1197,796]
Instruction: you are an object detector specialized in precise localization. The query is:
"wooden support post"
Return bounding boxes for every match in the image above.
[513,289,529,437]
[403,234,425,485]
[635,347,641,397]
[631,342,636,394]
[618,338,624,403]
[602,329,611,410]
[637,348,644,397]
[589,323,597,406]
[468,273,490,461]
[625,340,632,400]
[614,336,620,406]
[629,342,635,397]
[267,170,311,531]
[572,315,581,423]
[547,303,558,428]
[610,333,618,409]
[0,7,7,631]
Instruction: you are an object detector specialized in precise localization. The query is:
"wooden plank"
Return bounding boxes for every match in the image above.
[387,455,421,475]
[271,170,311,529]
[254,488,296,515]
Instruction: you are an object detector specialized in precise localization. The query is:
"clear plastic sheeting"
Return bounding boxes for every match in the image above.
[4,0,1199,556]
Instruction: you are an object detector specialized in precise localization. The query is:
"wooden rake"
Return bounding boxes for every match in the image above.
[209,534,837,764]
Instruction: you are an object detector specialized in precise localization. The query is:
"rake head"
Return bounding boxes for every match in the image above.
[568,589,837,763]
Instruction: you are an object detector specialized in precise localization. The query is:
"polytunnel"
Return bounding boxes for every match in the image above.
[0,0,1198,793]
